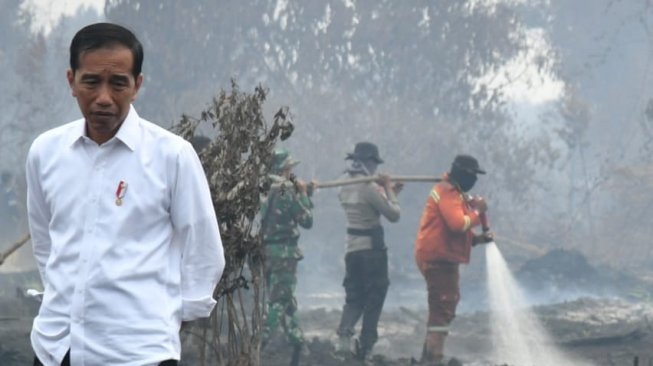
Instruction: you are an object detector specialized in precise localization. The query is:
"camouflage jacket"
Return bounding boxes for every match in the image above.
[260,174,313,248]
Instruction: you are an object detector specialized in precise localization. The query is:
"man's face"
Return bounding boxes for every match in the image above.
[67,45,143,144]
[364,159,379,175]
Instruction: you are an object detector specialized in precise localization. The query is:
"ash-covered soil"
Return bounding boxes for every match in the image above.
[2,294,652,365]
[3,249,653,365]
[261,297,653,366]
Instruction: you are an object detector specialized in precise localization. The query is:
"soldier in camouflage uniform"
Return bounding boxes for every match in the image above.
[261,148,313,351]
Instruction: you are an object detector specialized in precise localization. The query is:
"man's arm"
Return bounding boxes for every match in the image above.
[170,143,225,321]
[438,188,480,233]
[289,180,313,229]
[364,179,400,223]
[25,144,52,285]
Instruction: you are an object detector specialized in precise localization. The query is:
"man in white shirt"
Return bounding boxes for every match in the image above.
[26,23,225,366]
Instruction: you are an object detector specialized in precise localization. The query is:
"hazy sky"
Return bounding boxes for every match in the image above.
[20,0,561,106]
[21,0,105,34]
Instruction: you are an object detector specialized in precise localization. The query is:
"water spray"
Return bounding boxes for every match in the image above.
[483,212,590,365]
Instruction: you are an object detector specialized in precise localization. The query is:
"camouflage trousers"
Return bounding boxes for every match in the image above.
[262,246,304,346]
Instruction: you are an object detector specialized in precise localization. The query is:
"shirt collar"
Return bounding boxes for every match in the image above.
[67,119,86,147]
[68,105,140,151]
[113,105,140,151]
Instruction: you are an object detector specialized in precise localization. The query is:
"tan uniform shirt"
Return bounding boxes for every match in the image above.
[338,174,400,253]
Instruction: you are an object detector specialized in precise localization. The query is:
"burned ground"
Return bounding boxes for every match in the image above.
[2,249,653,365]
[260,297,653,366]
[2,292,653,365]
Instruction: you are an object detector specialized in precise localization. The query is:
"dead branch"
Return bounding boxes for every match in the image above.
[0,234,30,266]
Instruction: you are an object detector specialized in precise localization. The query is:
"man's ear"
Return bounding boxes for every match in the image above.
[66,69,76,97]
[132,74,144,102]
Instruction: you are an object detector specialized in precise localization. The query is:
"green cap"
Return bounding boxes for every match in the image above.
[271,147,300,173]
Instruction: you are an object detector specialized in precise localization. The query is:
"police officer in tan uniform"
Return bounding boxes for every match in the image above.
[336,142,402,361]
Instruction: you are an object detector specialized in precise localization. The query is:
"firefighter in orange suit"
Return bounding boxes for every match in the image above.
[414,155,494,365]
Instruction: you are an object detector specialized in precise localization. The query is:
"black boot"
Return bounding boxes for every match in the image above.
[290,343,301,366]
[353,338,371,362]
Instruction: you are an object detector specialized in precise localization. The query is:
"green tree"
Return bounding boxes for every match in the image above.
[104,0,568,260]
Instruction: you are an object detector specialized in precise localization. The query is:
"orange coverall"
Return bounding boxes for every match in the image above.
[414,175,481,353]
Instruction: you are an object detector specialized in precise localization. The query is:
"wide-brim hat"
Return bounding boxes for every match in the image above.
[452,154,486,175]
[345,142,384,164]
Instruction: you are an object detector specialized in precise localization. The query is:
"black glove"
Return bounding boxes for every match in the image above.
[472,232,494,246]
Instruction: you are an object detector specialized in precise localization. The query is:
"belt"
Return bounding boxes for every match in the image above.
[347,226,385,250]
[347,227,377,236]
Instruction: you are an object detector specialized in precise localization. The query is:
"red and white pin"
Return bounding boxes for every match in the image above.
[115,180,128,206]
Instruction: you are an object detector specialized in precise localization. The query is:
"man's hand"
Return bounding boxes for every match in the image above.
[473,232,494,246]
[377,173,393,190]
[306,180,318,196]
[295,179,308,195]
[392,181,404,195]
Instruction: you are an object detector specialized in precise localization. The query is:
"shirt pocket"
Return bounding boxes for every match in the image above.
[107,170,170,239]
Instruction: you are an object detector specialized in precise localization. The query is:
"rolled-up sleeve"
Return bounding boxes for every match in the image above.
[26,141,52,285]
[364,184,400,222]
[170,143,225,321]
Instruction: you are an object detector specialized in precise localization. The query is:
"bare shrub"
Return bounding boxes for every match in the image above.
[174,81,293,365]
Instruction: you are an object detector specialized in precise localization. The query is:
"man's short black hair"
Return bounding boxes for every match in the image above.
[69,22,143,79]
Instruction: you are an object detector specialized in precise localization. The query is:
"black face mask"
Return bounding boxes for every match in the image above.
[450,169,477,192]
[363,160,379,175]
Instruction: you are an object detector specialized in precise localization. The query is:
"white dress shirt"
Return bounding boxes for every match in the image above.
[26,106,225,366]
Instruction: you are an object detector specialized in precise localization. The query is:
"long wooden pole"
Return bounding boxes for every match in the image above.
[314,175,441,189]
[0,234,30,266]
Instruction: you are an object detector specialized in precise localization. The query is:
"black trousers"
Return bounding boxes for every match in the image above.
[337,248,390,351]
[34,350,178,366]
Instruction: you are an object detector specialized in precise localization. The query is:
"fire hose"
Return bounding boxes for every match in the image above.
[467,196,493,244]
